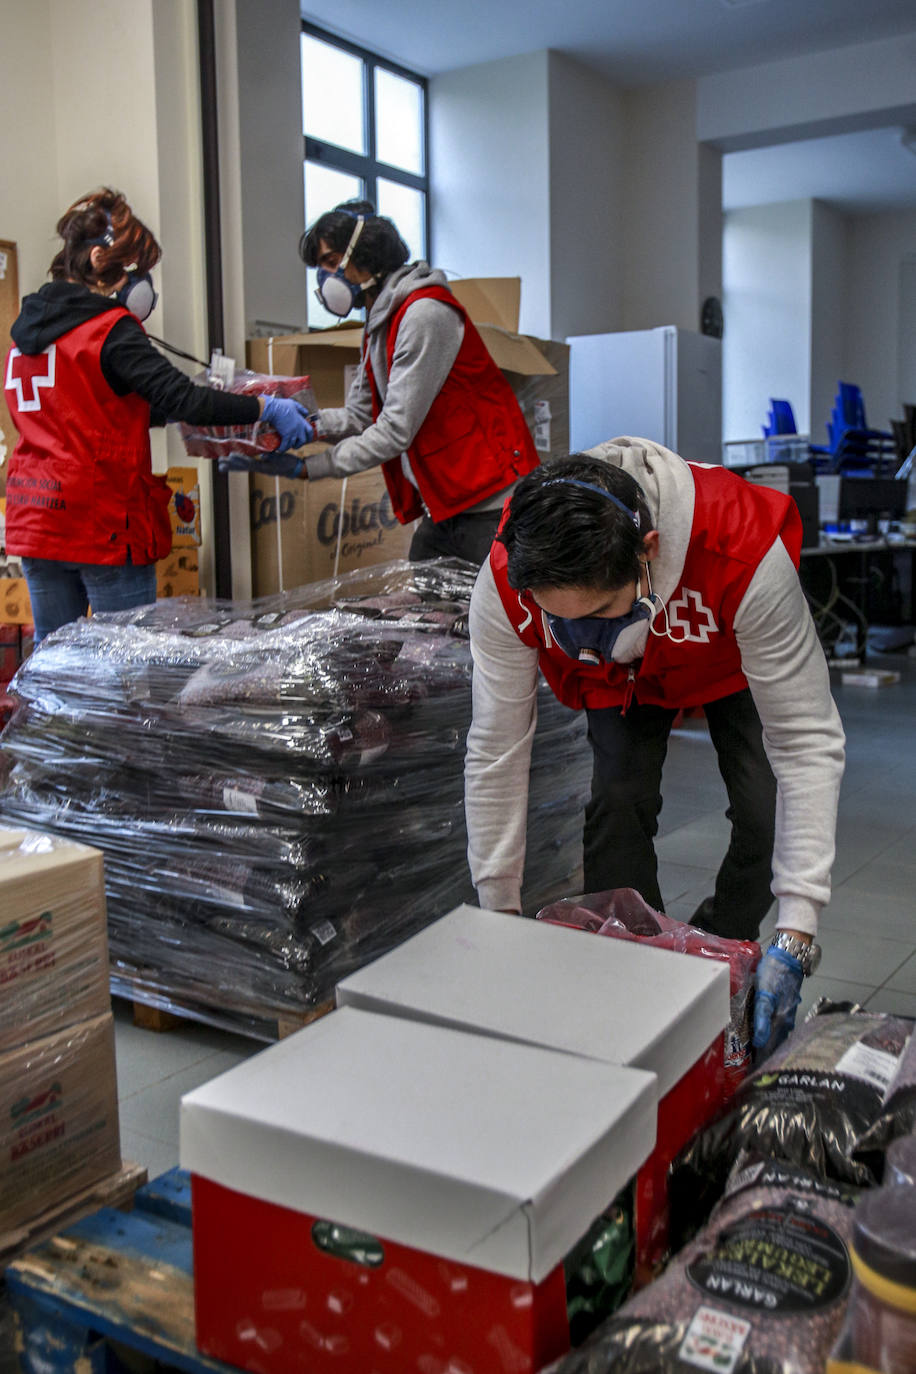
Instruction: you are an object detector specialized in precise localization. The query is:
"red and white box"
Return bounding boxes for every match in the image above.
[181,1006,657,1373]
[336,904,731,1279]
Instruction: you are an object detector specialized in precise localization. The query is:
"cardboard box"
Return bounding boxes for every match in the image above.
[336,905,731,1279]
[165,466,202,547]
[0,827,110,1054]
[182,1006,657,1372]
[156,547,200,599]
[0,1012,121,1232]
[250,465,415,595]
[0,576,31,627]
[507,336,570,463]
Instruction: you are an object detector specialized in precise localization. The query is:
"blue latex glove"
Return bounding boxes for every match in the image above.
[258,394,316,450]
[218,451,306,479]
[752,943,805,1064]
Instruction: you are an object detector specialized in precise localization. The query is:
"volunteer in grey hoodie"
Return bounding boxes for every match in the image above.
[296,201,539,564]
[465,443,846,1057]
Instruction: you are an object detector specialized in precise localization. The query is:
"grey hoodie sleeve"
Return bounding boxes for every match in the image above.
[306,299,464,481]
[464,559,540,913]
[733,538,846,936]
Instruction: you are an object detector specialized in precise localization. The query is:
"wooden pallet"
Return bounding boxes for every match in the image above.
[5,1168,236,1373]
[124,991,334,1041]
[0,1160,148,1270]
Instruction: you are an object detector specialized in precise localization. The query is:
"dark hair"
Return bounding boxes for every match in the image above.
[499,457,653,593]
[299,199,410,279]
[50,187,161,290]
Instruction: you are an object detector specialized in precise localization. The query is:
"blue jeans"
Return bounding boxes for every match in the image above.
[22,557,158,644]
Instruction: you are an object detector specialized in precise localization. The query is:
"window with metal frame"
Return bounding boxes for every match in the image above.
[301,22,429,327]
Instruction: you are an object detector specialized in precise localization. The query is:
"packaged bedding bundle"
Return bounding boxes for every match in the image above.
[545,1155,860,1374]
[179,369,318,462]
[0,559,590,1034]
[670,1005,914,1245]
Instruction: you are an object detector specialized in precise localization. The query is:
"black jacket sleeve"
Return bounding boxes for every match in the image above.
[100,317,261,428]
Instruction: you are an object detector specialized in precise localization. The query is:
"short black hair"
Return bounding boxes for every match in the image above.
[299,200,410,279]
[499,457,652,592]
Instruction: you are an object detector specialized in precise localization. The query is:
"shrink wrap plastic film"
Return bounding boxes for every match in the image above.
[178,370,317,462]
[536,887,761,1091]
[545,1156,859,1374]
[0,826,110,1053]
[0,560,590,1035]
[0,1012,121,1234]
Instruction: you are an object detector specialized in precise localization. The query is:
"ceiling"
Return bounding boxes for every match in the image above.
[300,0,916,213]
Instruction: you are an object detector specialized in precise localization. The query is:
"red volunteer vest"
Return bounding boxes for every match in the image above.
[490,463,803,711]
[4,311,172,565]
[363,285,539,524]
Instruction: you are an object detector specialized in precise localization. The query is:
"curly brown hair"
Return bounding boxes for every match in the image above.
[50,187,161,290]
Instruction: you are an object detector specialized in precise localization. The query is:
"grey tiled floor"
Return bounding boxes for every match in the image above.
[113,653,916,1176]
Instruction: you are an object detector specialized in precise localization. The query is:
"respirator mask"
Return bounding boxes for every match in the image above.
[541,477,684,665]
[314,215,376,318]
[85,211,158,322]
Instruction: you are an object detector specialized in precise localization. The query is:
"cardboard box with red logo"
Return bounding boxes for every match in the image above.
[0,1011,120,1232]
[181,1006,657,1373]
[0,827,110,1054]
[336,905,731,1282]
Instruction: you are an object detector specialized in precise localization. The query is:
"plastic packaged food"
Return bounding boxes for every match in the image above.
[178,369,317,462]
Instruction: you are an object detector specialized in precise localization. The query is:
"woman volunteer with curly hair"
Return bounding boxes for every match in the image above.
[3,187,313,641]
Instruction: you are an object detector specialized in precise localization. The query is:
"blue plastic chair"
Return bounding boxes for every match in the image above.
[815,382,896,475]
[762,399,798,438]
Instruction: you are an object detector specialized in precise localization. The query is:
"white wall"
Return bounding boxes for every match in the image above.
[619,79,721,333]
[722,201,812,441]
[809,201,849,450]
[546,52,624,339]
[430,52,552,337]
[843,209,916,431]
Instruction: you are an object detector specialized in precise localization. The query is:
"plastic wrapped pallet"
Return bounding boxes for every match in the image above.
[0,560,590,1036]
[0,826,110,1053]
[0,1012,121,1234]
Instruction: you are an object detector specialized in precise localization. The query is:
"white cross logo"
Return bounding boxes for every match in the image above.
[668,587,719,642]
[5,345,56,411]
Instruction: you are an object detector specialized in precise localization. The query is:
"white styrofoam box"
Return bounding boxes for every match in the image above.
[336,904,730,1097]
[180,1006,657,1283]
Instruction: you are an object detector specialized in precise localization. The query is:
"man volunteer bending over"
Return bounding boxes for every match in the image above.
[464,439,845,1056]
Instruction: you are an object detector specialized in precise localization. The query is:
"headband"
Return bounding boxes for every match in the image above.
[543,477,641,529]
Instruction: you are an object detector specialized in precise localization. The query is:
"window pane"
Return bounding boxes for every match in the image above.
[375,69,424,175]
[305,162,365,329]
[301,33,365,155]
[377,179,426,263]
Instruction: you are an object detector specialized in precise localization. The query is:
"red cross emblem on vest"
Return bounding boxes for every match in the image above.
[5,345,56,412]
[667,587,719,643]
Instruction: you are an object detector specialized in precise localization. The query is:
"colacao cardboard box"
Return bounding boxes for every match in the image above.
[0,1011,120,1232]
[337,904,731,1278]
[0,827,110,1054]
[0,576,31,627]
[182,1006,656,1373]
[156,547,201,599]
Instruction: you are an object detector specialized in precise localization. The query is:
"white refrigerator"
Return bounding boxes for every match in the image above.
[566,326,723,464]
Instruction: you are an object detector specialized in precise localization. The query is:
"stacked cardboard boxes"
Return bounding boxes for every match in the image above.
[0,826,120,1238]
[245,279,570,595]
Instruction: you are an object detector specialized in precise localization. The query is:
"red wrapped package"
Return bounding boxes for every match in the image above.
[179,370,318,461]
[536,887,761,1094]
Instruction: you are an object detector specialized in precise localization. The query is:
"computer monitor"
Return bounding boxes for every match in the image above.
[838,477,908,534]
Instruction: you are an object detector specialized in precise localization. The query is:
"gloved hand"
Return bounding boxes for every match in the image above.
[752,943,805,1064]
[258,394,316,451]
[218,451,306,479]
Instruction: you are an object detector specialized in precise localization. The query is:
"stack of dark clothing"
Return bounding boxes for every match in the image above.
[0,559,590,1036]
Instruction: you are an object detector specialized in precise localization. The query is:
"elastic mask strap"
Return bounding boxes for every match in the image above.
[338,217,365,274]
[543,477,641,528]
[644,562,688,642]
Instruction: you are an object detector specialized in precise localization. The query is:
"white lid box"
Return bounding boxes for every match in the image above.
[180,1007,656,1283]
[337,905,731,1098]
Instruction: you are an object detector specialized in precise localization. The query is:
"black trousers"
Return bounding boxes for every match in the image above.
[409,509,502,566]
[583,688,777,941]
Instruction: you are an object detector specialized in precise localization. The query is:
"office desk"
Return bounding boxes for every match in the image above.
[799,536,916,661]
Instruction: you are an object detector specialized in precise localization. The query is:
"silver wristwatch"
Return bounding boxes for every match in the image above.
[769,931,822,976]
